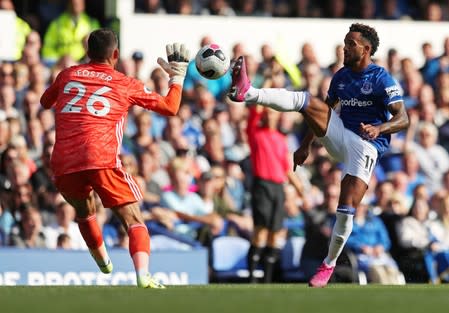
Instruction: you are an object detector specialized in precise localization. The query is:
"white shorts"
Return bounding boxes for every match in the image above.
[318,110,378,185]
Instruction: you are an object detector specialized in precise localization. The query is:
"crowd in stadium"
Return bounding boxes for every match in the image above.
[1,0,449,284]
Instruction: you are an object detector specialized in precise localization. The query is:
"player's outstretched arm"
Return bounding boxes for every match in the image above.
[133,43,190,116]
[157,43,190,86]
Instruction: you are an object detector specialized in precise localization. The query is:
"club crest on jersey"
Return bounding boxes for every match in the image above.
[360,82,373,95]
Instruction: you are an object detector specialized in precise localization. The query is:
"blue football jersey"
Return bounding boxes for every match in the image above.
[327,63,403,156]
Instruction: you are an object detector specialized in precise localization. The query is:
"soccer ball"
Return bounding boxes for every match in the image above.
[195,44,230,80]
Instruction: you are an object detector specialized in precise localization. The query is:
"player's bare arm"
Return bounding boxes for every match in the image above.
[293,132,314,170]
[359,101,409,140]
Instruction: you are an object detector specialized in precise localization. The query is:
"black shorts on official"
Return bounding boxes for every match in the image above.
[251,177,285,232]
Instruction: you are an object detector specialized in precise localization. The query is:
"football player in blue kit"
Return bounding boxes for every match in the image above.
[228,23,409,287]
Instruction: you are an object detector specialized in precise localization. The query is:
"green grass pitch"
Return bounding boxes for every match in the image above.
[1,284,448,313]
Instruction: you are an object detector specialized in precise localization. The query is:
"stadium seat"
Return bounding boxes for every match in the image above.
[280,237,307,282]
[210,236,256,282]
[145,221,203,248]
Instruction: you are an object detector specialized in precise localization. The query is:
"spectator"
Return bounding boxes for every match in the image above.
[42,0,100,64]
[5,158,31,191]
[159,115,191,166]
[327,44,344,75]
[324,0,346,18]
[224,112,250,164]
[205,0,236,16]
[214,102,235,149]
[379,0,404,20]
[401,149,426,197]
[197,117,226,167]
[0,198,14,245]
[300,183,339,280]
[160,157,222,242]
[137,150,162,206]
[0,0,32,61]
[283,183,305,238]
[397,197,449,283]
[9,204,48,248]
[9,135,37,175]
[131,51,145,80]
[378,190,409,258]
[136,0,167,14]
[12,62,30,111]
[56,233,72,249]
[0,84,19,120]
[25,118,44,162]
[178,102,203,149]
[346,201,404,284]
[421,37,449,88]
[387,48,402,81]
[0,62,15,86]
[407,121,449,193]
[174,0,198,15]
[30,141,57,219]
[44,201,87,249]
[128,111,154,156]
[424,1,443,22]
[358,0,376,19]
[146,141,171,188]
[297,42,320,74]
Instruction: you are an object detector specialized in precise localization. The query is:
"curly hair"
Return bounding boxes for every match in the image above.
[349,23,379,56]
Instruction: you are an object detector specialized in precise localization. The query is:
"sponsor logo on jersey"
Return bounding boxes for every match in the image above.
[339,98,373,107]
[338,83,345,90]
[385,85,402,98]
[361,82,373,95]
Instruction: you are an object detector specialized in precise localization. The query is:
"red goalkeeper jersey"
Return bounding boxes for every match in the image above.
[41,62,182,176]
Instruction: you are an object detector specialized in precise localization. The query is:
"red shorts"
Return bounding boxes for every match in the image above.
[54,168,143,208]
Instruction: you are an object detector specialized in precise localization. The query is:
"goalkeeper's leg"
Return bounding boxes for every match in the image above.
[112,203,165,288]
[67,194,113,274]
[77,215,113,274]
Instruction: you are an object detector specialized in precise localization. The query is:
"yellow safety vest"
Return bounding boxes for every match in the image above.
[15,17,31,61]
[42,12,100,62]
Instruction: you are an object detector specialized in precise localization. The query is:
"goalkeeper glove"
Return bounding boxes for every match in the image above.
[157,43,190,86]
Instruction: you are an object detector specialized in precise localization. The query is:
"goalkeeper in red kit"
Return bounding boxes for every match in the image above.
[40,28,190,288]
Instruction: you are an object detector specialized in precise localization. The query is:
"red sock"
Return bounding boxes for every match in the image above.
[76,215,103,249]
[128,224,150,256]
[128,224,150,274]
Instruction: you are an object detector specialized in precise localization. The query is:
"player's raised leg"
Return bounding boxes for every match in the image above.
[228,56,330,137]
[64,193,113,274]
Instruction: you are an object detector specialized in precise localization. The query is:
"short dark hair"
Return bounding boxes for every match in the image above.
[87,28,118,61]
[349,23,379,56]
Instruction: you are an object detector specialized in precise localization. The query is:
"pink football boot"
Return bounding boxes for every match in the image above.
[228,56,251,102]
[309,262,335,288]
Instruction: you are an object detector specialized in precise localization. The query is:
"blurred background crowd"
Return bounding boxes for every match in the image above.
[1,0,449,284]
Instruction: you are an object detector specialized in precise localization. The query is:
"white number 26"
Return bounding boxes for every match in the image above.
[62,81,112,116]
